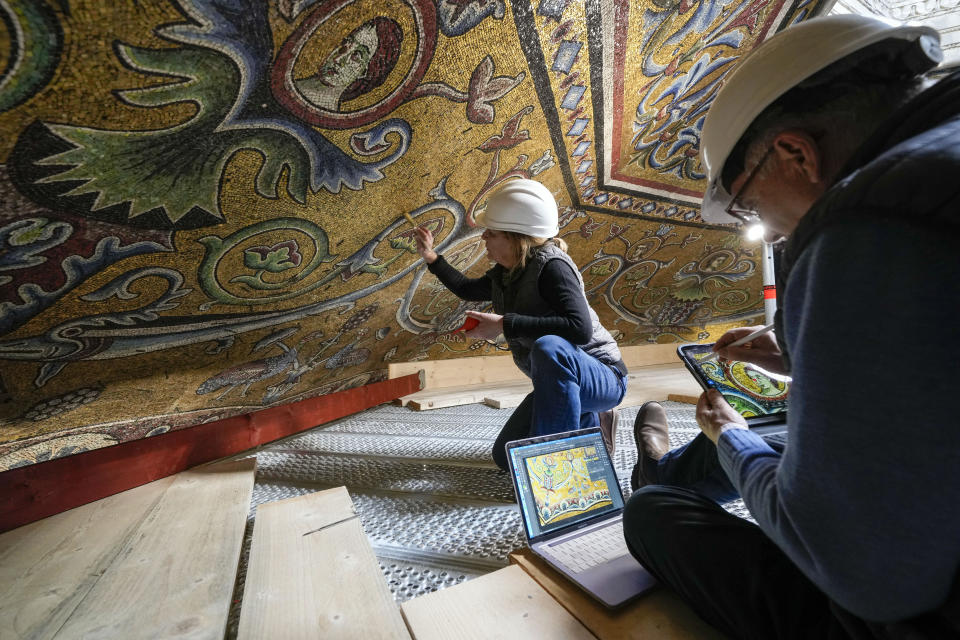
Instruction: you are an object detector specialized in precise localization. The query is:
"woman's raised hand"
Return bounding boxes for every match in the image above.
[414,226,438,264]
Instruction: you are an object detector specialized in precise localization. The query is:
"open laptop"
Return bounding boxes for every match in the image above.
[506,427,657,608]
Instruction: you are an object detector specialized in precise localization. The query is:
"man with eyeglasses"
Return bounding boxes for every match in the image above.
[622,15,960,639]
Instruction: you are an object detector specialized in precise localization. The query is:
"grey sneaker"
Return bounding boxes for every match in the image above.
[630,401,670,491]
[599,409,619,456]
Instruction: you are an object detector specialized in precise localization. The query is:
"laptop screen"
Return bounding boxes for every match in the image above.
[508,430,624,540]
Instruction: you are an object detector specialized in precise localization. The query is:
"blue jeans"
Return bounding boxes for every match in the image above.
[654,432,787,503]
[491,335,627,470]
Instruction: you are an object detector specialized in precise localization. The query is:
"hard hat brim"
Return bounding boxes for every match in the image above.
[474,206,561,237]
[699,16,941,226]
[700,180,740,224]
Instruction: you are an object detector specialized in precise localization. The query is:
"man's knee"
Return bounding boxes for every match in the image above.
[623,486,697,561]
[491,441,509,471]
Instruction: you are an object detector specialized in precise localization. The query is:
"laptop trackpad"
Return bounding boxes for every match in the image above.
[580,554,657,607]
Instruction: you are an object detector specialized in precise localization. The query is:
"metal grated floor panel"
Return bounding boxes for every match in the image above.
[270,431,496,465]
[225,400,750,638]
[255,453,515,501]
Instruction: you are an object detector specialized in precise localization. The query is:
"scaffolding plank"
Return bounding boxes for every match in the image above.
[509,550,726,640]
[0,459,255,640]
[56,459,255,639]
[402,564,596,640]
[388,344,683,393]
[238,486,408,640]
[0,476,174,640]
[404,380,531,411]
[389,355,524,391]
[398,360,700,412]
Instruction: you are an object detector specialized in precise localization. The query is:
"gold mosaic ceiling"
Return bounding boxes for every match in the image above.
[0,0,828,469]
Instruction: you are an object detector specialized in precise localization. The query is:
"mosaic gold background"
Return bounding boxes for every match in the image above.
[0,0,827,470]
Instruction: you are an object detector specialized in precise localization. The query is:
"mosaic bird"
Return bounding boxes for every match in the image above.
[195,345,300,400]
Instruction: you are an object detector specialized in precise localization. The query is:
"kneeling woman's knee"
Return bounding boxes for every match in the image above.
[529,335,574,367]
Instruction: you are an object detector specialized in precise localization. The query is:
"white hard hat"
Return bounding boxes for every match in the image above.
[475,179,560,237]
[700,14,942,223]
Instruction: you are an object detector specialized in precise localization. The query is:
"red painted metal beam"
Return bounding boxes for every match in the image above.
[0,373,421,533]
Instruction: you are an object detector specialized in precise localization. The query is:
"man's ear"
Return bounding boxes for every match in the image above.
[772,130,823,184]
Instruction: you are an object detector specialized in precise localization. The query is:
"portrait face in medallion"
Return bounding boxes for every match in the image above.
[294,17,402,111]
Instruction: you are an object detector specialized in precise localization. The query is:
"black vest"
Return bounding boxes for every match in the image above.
[486,243,622,377]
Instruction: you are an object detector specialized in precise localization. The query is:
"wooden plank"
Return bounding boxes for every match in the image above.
[402,565,596,640]
[238,487,408,640]
[405,380,532,411]
[481,381,534,409]
[0,476,175,640]
[617,364,703,409]
[388,344,693,392]
[0,373,420,533]
[509,550,727,640]
[389,354,524,390]
[619,343,687,369]
[479,364,700,410]
[483,392,528,409]
[666,393,701,405]
[0,459,256,640]
[401,362,701,412]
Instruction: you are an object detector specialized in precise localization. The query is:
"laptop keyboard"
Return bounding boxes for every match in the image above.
[543,521,629,574]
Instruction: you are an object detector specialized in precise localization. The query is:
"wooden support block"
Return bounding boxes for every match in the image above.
[480,381,533,410]
[389,354,524,391]
[0,459,256,640]
[401,564,595,640]
[401,380,532,411]
[238,487,408,640]
[397,362,702,411]
[509,549,727,640]
[666,393,701,405]
[482,392,527,409]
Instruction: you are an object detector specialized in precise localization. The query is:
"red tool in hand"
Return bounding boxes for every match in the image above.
[453,316,480,333]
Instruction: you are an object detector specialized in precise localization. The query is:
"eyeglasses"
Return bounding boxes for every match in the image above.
[724,146,773,225]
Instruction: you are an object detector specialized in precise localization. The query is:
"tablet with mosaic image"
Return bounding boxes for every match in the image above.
[678,343,790,418]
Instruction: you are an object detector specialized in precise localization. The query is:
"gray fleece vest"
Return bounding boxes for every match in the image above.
[487,243,622,377]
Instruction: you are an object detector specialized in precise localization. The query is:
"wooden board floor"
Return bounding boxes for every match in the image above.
[509,549,727,640]
[238,487,409,640]
[0,459,255,640]
[402,565,595,640]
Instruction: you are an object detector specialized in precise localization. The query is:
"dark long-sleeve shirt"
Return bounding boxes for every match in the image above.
[427,255,593,345]
[715,71,960,625]
[718,217,960,622]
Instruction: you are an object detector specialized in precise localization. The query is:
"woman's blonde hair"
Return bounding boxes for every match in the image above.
[504,232,568,272]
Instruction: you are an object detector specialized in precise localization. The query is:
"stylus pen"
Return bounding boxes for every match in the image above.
[700,323,776,362]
